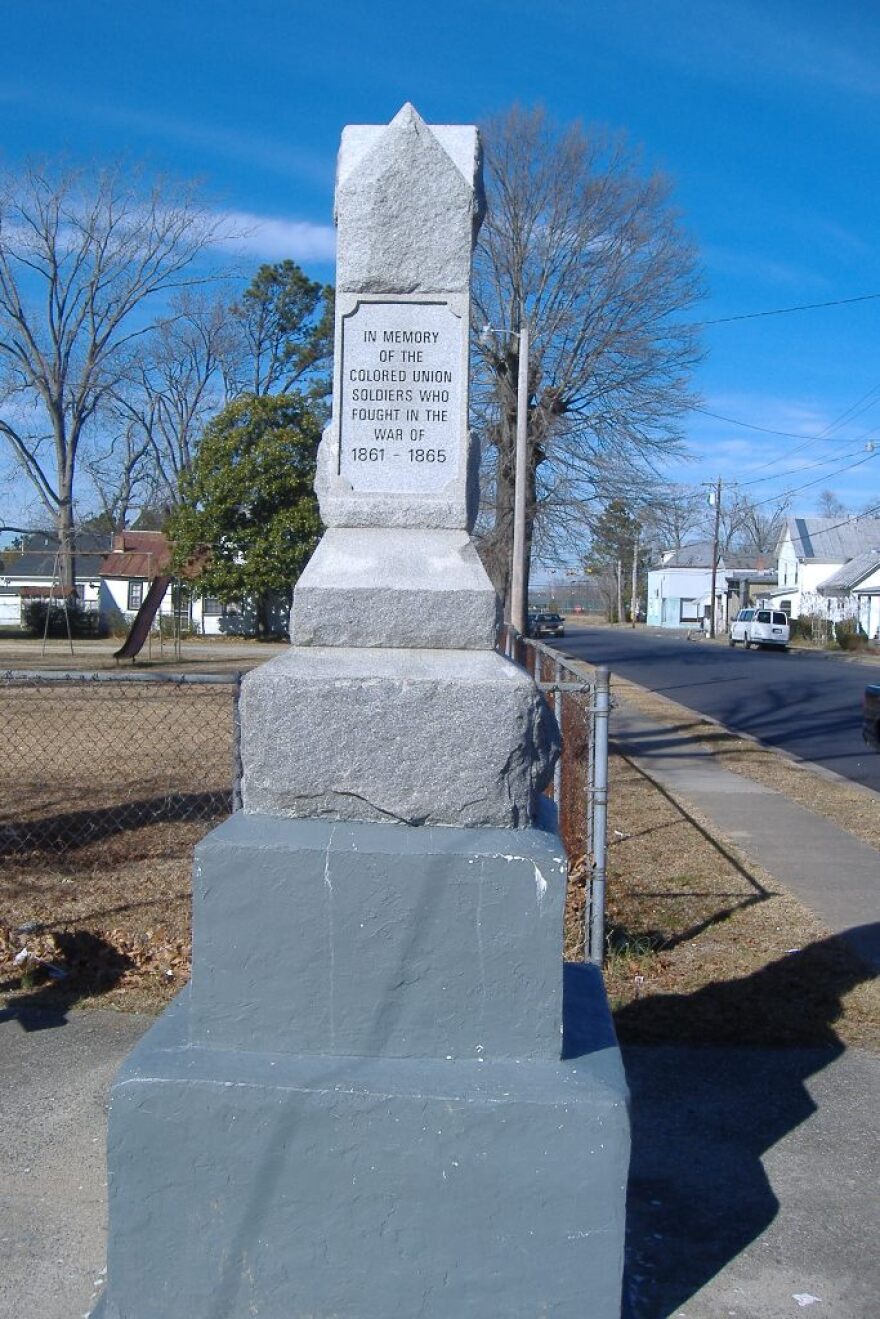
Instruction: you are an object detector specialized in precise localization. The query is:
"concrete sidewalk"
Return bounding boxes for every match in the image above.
[610,703,880,970]
[1,1006,876,1319]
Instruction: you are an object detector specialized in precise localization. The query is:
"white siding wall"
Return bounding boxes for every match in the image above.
[777,534,798,590]
[647,567,714,627]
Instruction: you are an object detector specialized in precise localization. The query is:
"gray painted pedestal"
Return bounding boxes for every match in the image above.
[94,813,629,1318]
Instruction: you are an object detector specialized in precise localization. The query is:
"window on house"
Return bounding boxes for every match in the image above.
[679,598,701,622]
[203,597,223,616]
[173,584,192,622]
[127,579,144,611]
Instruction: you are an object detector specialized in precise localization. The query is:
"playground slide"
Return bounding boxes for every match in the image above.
[113,575,172,661]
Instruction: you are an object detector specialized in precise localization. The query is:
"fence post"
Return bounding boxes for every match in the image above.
[588,665,610,965]
[553,658,563,808]
[586,679,596,863]
[231,671,243,813]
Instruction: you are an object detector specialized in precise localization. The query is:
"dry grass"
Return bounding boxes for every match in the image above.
[0,682,232,1012]
[1,669,876,1049]
[611,674,880,852]
[588,752,878,1049]
[558,651,878,1049]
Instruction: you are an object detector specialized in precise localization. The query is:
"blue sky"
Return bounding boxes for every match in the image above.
[3,0,880,535]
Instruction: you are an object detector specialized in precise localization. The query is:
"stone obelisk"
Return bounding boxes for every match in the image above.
[94,105,629,1319]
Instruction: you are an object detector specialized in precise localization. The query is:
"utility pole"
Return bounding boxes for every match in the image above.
[709,476,722,639]
[510,318,530,636]
[630,526,639,627]
[616,557,623,625]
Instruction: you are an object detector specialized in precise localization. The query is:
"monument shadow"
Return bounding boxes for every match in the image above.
[611,925,878,1318]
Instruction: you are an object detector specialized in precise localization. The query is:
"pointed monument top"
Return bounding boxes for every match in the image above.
[335,105,483,294]
[337,103,480,194]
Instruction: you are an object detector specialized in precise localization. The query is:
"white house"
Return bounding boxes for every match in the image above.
[773,516,880,622]
[2,527,290,639]
[646,542,776,631]
[99,530,175,626]
[817,548,880,640]
[98,531,256,637]
[0,531,108,627]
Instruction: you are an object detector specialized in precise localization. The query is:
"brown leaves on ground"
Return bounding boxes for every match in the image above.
[574,752,878,1050]
[2,669,876,1047]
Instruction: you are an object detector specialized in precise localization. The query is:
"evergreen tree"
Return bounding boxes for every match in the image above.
[169,394,322,635]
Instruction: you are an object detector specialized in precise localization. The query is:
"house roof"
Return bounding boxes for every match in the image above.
[3,550,108,580]
[99,532,172,580]
[818,547,880,593]
[19,584,71,599]
[20,530,112,554]
[659,541,716,568]
[784,516,880,563]
[657,541,772,571]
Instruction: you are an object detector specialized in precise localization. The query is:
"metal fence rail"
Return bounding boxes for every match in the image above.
[0,670,242,858]
[1,653,607,964]
[500,628,610,964]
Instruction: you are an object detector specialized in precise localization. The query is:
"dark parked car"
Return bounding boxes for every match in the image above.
[533,611,565,638]
[863,684,880,751]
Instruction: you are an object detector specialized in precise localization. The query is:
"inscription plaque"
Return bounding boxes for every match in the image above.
[339,300,462,494]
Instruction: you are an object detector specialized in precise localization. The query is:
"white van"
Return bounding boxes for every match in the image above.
[729,607,790,650]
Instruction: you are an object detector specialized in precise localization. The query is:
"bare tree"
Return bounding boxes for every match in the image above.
[639,483,707,555]
[472,106,703,609]
[816,489,847,520]
[111,290,235,508]
[82,419,161,532]
[721,491,789,556]
[0,163,220,590]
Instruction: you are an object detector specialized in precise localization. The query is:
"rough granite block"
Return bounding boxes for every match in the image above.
[335,104,483,294]
[189,811,566,1061]
[291,527,498,648]
[240,647,559,828]
[95,973,629,1319]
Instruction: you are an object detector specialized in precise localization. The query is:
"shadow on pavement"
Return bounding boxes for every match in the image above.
[617,926,878,1317]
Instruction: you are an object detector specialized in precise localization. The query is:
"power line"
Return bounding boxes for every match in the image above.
[734,444,875,489]
[694,409,832,442]
[746,449,880,510]
[809,501,880,534]
[696,290,880,327]
[695,382,880,475]
[814,382,880,438]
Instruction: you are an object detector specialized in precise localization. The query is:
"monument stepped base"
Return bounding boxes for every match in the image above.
[188,811,567,1061]
[240,648,559,828]
[94,968,628,1319]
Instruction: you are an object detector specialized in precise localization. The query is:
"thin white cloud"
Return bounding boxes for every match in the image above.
[0,81,334,188]
[630,0,880,100]
[702,245,829,291]
[216,211,336,263]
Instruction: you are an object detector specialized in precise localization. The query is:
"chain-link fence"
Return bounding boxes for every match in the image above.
[0,671,241,858]
[0,670,242,1007]
[500,627,610,964]
[0,650,606,1009]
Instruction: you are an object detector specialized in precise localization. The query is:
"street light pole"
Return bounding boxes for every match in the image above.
[510,319,529,636]
[709,475,722,639]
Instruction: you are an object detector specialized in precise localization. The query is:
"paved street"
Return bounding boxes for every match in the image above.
[556,623,880,792]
